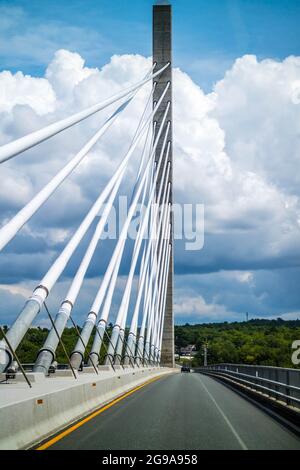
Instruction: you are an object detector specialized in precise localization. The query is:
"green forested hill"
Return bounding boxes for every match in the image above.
[1,319,300,368]
[175,319,300,368]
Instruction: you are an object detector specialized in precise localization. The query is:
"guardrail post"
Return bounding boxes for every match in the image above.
[275,368,279,401]
[286,370,291,406]
[254,370,259,392]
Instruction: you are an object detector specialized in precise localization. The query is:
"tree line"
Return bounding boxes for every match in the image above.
[1,318,299,368]
[175,319,300,368]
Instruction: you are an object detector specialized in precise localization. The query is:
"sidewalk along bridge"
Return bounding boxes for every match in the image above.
[0,4,299,451]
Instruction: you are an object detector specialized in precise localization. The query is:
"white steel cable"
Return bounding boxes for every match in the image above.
[106,165,170,367]
[106,124,170,364]
[123,150,171,364]
[131,152,171,364]
[72,104,170,367]
[79,86,156,367]
[145,207,171,363]
[46,83,154,345]
[72,108,156,367]
[148,138,172,364]
[89,166,153,366]
[0,64,169,164]
[0,95,135,252]
[133,195,169,365]
[33,168,125,373]
[151,225,171,363]
[134,254,152,366]
[157,234,172,342]
[0,76,157,252]
[135,141,171,328]
[134,176,157,365]
[155,219,172,355]
[145,204,170,356]
[88,238,127,365]
[136,188,171,364]
[157,243,172,362]
[90,114,157,367]
[0,83,170,372]
[148,201,172,360]
[154,243,171,363]
[149,227,170,362]
[40,86,170,293]
[112,187,158,366]
[81,158,151,367]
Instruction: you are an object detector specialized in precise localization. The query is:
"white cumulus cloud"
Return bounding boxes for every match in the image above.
[1,50,300,324]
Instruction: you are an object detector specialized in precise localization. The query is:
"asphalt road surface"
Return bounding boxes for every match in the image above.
[46,372,300,450]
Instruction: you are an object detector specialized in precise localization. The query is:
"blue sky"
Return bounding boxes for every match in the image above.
[1,0,300,326]
[1,0,300,90]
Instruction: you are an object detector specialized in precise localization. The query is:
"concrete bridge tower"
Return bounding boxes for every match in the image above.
[153,3,174,367]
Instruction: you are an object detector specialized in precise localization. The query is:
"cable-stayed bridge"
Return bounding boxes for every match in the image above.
[0,4,300,451]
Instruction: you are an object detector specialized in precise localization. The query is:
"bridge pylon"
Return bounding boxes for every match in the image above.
[153,4,174,367]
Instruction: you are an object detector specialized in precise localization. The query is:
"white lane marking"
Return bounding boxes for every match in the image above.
[197,375,248,450]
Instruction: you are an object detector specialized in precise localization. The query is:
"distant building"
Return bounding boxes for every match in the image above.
[180,344,196,356]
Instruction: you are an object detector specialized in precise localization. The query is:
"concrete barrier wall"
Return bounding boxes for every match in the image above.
[0,367,175,450]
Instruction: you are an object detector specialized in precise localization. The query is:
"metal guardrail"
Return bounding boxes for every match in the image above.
[196,364,300,410]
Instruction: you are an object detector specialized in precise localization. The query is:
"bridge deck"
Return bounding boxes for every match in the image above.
[0,366,172,449]
[42,372,300,450]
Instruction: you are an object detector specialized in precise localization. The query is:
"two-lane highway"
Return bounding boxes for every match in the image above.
[41,372,300,450]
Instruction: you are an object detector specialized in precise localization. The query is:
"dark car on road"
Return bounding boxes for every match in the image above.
[181,366,191,373]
